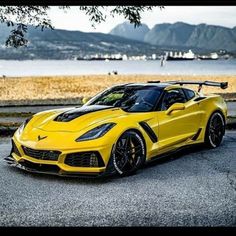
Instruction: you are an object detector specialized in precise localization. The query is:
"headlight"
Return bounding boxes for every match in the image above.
[18,117,32,134]
[76,123,116,142]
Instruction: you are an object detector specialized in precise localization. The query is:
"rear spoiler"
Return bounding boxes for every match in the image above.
[147,80,228,92]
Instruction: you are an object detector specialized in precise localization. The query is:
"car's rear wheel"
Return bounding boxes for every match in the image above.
[112,130,146,176]
[205,111,225,148]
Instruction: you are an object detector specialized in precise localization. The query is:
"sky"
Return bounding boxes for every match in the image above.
[47,6,236,33]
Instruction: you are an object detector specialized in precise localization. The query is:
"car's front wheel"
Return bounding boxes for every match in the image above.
[112,130,146,176]
[205,111,225,148]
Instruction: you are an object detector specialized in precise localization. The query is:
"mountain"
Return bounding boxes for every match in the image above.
[110,21,150,41]
[0,24,158,60]
[110,21,236,52]
[1,21,236,60]
[184,23,236,51]
[144,22,195,47]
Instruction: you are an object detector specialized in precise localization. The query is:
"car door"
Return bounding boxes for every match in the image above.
[157,88,202,153]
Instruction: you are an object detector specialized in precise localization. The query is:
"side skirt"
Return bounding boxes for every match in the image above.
[146,142,204,164]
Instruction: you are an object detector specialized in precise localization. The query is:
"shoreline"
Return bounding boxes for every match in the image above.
[0,75,236,104]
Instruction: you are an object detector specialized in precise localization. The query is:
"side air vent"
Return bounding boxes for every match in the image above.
[191,128,202,141]
[139,122,158,143]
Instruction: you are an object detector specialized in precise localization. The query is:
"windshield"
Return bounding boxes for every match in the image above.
[87,86,162,112]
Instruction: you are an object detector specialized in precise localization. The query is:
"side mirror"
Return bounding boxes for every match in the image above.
[165,103,185,115]
[82,97,89,105]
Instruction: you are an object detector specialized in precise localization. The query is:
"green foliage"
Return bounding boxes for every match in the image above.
[0,6,52,48]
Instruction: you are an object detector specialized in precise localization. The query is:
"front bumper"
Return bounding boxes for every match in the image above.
[5,137,116,178]
[4,155,113,178]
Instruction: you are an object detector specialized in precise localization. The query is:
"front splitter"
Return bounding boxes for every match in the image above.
[4,155,115,179]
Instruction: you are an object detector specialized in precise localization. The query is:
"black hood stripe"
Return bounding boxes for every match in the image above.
[54,105,113,122]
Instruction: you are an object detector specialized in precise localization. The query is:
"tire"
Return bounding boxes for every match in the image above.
[204,111,225,148]
[111,130,146,176]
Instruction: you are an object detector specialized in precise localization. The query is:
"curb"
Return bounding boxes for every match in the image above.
[0,98,84,107]
[0,127,17,136]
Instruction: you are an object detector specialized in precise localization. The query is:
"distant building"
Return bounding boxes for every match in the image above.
[122,54,128,60]
[165,50,195,61]
[152,54,157,60]
[198,52,219,60]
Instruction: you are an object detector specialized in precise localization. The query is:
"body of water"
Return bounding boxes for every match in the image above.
[0,59,236,77]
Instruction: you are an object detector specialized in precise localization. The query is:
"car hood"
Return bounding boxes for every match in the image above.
[30,105,128,133]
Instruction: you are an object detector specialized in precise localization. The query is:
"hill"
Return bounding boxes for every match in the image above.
[110,21,236,52]
[0,24,159,59]
[110,21,150,41]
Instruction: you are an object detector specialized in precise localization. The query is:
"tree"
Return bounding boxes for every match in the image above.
[0,6,163,48]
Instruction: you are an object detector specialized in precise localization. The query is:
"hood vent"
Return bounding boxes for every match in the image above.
[54,105,113,122]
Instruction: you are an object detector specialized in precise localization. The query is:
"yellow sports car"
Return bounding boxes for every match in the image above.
[5,80,228,177]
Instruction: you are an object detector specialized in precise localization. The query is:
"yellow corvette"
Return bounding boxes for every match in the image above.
[5,80,228,177]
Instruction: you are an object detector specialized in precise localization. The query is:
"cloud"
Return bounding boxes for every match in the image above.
[48,6,236,33]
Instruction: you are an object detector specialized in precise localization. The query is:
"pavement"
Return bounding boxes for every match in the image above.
[227,102,236,117]
[0,131,235,226]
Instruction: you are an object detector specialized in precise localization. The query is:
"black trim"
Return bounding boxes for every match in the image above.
[180,88,188,103]
[22,146,61,161]
[147,81,160,84]
[11,140,21,157]
[167,81,228,89]
[157,88,187,111]
[182,88,196,101]
[4,155,108,179]
[65,151,105,168]
[167,81,228,92]
[194,97,206,102]
[139,122,158,143]
[191,128,202,141]
[146,143,202,164]
[154,90,165,111]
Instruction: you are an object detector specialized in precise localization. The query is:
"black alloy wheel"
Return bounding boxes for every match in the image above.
[112,130,146,176]
[205,112,225,148]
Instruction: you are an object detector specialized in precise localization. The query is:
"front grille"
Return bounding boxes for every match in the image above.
[19,160,61,173]
[65,151,105,167]
[22,146,61,161]
[11,140,21,157]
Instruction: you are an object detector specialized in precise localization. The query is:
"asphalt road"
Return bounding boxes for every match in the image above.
[0,132,235,226]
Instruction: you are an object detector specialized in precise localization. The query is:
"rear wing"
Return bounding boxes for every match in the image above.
[148,80,228,92]
[167,81,228,92]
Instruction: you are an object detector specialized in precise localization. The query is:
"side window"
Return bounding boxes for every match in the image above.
[183,88,195,101]
[161,89,186,111]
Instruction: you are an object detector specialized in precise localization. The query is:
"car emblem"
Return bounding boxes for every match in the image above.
[38,135,47,141]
